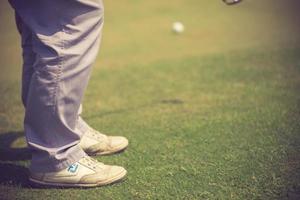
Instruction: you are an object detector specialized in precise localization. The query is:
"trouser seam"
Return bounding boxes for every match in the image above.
[52,24,65,114]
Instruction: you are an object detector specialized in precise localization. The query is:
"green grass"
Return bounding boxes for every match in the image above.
[1,0,300,199]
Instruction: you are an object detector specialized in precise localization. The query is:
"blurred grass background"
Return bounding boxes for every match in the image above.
[1,0,300,199]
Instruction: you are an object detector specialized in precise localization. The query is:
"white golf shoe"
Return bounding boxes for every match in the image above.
[79,126,128,156]
[29,156,127,187]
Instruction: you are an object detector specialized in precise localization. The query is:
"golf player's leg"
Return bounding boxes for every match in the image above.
[14,13,35,107]
[10,0,103,172]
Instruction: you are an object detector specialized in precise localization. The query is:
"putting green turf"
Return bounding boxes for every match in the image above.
[1,0,300,199]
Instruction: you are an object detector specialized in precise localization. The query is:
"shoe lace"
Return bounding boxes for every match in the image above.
[87,127,108,141]
[82,156,105,170]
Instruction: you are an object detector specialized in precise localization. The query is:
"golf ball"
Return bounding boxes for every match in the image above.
[172,22,184,34]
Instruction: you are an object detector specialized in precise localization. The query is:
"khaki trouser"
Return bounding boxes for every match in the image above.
[9,0,104,173]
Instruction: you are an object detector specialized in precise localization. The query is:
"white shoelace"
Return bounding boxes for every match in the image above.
[87,126,108,142]
[81,156,105,170]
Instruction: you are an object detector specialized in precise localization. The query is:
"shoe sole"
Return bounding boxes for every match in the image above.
[87,141,128,156]
[29,169,127,188]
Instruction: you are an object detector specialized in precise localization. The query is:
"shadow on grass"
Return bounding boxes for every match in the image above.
[0,131,31,188]
[0,131,31,161]
[0,163,30,187]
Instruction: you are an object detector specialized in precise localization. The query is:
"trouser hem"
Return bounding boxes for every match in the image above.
[29,146,86,173]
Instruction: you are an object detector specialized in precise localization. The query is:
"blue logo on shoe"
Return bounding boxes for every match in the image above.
[68,163,78,173]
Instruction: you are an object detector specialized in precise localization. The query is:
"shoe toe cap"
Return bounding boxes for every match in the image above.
[109,136,129,149]
[109,166,127,177]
